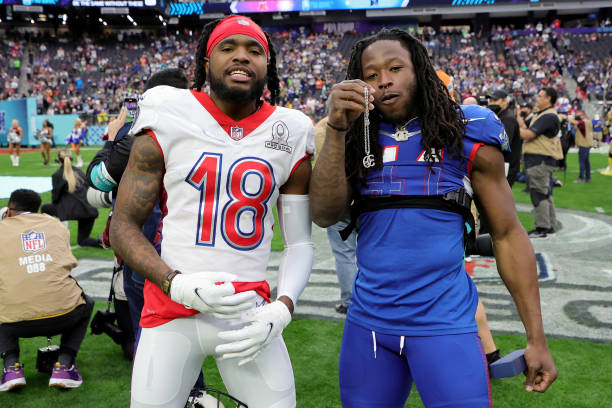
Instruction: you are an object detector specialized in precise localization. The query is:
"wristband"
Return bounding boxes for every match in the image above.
[326,121,348,132]
[161,270,181,296]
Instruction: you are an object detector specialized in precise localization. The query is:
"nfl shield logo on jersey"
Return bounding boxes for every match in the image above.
[230,126,244,141]
[22,230,46,253]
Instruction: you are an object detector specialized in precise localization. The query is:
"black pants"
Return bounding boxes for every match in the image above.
[40,203,100,247]
[0,295,94,364]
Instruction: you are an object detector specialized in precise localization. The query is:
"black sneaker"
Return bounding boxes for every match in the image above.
[527,228,548,239]
[545,228,556,237]
[335,304,348,314]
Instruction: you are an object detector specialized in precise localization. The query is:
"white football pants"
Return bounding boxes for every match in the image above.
[131,307,296,408]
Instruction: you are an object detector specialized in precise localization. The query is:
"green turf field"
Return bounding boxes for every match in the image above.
[1,308,610,408]
[1,147,611,407]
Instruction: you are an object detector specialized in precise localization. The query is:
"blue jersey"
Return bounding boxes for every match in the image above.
[348,104,507,336]
[66,128,83,145]
[593,119,603,133]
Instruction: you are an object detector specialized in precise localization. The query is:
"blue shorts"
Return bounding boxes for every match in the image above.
[339,319,491,408]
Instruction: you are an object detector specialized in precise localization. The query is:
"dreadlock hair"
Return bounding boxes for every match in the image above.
[344,28,467,187]
[192,19,281,105]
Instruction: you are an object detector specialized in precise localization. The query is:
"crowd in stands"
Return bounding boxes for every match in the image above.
[272,30,346,120]
[1,23,611,123]
[562,33,612,102]
[0,35,25,101]
[426,27,567,105]
[26,32,197,117]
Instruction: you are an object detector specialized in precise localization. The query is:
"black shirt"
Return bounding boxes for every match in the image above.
[524,108,561,167]
[526,109,559,139]
[498,108,521,184]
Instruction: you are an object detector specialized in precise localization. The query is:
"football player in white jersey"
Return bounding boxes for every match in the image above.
[110,15,315,408]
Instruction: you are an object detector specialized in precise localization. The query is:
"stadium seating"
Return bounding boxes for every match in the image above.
[1,27,611,124]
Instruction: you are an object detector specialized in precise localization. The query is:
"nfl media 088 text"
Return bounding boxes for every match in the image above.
[19,254,53,274]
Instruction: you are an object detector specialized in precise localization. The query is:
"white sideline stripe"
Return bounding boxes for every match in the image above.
[563,214,612,244]
[0,176,53,199]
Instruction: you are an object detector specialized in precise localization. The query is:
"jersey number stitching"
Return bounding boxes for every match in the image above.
[186,153,276,251]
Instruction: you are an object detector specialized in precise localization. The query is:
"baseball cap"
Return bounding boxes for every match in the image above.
[488,89,508,100]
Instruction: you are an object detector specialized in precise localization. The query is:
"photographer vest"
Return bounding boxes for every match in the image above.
[523,107,563,160]
[0,213,84,323]
[575,119,594,148]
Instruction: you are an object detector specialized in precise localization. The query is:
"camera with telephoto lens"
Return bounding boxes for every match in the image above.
[90,309,126,345]
[86,187,113,208]
[477,95,489,106]
[465,234,494,257]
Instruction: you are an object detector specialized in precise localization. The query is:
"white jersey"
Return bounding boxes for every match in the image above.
[130,86,314,283]
[39,128,51,144]
[8,127,21,144]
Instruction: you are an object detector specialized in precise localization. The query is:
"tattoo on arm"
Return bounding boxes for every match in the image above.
[110,134,172,287]
[309,130,351,226]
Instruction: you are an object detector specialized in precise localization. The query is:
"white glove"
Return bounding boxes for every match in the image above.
[170,272,257,320]
[215,300,292,366]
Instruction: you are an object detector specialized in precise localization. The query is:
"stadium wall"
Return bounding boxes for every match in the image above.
[0,104,104,147]
[0,98,37,147]
[33,114,80,147]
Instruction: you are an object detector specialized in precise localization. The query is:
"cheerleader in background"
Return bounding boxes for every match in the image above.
[7,119,23,167]
[39,119,54,166]
[66,118,84,167]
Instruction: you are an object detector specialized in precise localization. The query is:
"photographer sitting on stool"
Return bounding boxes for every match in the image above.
[0,189,94,391]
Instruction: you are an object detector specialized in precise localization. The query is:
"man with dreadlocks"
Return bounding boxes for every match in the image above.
[310,28,557,407]
[110,15,314,408]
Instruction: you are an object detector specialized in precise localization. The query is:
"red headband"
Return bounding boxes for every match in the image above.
[206,15,269,59]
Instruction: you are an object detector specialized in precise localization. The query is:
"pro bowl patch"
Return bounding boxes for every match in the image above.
[265,121,292,154]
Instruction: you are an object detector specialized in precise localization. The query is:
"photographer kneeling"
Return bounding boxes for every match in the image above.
[0,189,94,392]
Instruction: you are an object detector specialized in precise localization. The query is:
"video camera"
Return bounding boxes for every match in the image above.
[477,95,489,106]
[465,234,494,257]
[90,308,127,345]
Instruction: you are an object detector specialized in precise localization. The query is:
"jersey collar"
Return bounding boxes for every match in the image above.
[190,90,276,141]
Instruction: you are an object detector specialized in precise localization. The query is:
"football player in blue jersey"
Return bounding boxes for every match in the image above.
[310,28,557,407]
